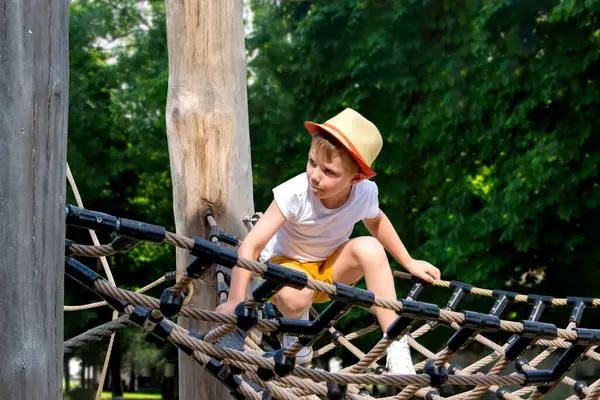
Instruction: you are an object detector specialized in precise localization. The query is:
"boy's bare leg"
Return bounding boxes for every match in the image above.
[273,286,314,319]
[272,285,315,365]
[330,237,399,332]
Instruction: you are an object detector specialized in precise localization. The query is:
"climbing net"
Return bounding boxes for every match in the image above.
[64,204,600,400]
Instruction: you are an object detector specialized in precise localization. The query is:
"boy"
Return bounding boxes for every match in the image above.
[216,108,441,373]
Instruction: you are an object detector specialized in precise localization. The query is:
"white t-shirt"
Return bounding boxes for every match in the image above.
[260,173,380,262]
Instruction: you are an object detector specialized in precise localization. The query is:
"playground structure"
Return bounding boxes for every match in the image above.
[62,203,600,400]
[3,1,600,399]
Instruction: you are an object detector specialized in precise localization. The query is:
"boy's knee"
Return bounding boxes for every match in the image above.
[274,289,313,315]
[350,236,386,261]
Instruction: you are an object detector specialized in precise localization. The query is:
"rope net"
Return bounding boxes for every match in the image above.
[63,205,600,400]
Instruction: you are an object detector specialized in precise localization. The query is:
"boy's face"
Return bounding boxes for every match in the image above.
[306,148,363,202]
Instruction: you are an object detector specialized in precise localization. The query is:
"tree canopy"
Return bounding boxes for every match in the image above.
[246,0,600,297]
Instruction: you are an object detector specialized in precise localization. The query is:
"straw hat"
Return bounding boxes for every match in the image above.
[304,108,383,178]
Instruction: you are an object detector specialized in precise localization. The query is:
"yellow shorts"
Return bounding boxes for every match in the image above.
[268,243,346,304]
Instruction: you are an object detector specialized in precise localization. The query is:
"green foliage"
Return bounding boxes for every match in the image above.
[67,0,144,203]
[65,1,173,355]
[247,0,600,289]
[121,327,164,371]
[246,0,600,353]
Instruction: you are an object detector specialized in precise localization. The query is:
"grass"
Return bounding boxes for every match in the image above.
[63,378,161,399]
[100,393,162,399]
[63,378,81,390]
[63,391,161,400]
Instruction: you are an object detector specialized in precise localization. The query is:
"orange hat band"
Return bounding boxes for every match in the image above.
[321,123,375,178]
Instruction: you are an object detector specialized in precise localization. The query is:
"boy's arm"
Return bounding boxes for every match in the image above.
[227,200,287,302]
[362,209,440,283]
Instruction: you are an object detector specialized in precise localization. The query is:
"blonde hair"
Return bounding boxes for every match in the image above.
[311,129,360,174]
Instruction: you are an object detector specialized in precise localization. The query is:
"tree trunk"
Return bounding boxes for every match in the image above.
[0,0,68,399]
[164,1,254,399]
[92,363,98,389]
[87,363,92,389]
[110,332,123,397]
[129,364,135,392]
[64,357,71,393]
[81,357,86,389]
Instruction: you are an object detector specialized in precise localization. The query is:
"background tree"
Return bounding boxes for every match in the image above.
[65,1,173,396]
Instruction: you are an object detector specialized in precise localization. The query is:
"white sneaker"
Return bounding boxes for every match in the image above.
[282,308,313,365]
[282,334,313,365]
[386,337,415,374]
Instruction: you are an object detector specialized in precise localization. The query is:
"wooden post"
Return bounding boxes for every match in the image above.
[0,0,69,399]
[164,1,254,399]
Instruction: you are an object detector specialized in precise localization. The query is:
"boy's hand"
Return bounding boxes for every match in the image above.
[215,300,241,315]
[405,259,441,284]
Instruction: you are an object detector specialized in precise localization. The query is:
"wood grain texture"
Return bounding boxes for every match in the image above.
[164,1,255,398]
[0,0,69,398]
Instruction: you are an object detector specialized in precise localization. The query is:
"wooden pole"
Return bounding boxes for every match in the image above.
[164,1,254,399]
[0,0,69,399]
